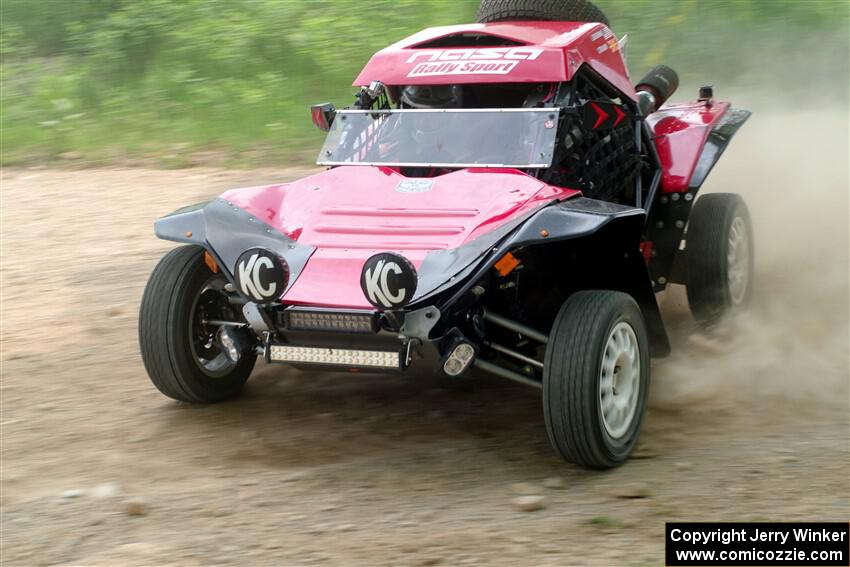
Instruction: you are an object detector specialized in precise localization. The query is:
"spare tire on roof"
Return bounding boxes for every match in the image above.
[476,0,610,27]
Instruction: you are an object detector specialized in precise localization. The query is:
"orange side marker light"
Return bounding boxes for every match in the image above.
[494,252,520,277]
[204,251,220,274]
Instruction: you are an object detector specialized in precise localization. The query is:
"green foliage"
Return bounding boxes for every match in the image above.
[1,0,847,165]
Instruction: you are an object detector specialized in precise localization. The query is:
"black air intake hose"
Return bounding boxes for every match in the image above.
[635,65,679,115]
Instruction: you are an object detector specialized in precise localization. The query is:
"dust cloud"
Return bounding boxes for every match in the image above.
[652,96,850,413]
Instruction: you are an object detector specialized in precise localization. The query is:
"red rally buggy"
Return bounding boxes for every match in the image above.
[139,0,752,468]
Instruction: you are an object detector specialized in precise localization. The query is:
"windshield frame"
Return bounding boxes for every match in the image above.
[316,107,560,169]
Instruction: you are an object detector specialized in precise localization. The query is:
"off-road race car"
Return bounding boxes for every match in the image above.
[139,0,752,468]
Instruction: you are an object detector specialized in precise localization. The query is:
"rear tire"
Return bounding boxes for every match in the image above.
[543,290,649,469]
[685,193,754,326]
[139,245,256,403]
[476,0,610,27]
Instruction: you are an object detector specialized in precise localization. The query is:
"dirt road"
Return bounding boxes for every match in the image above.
[1,107,848,566]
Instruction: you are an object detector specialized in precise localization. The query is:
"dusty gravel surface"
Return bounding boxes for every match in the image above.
[1,108,848,566]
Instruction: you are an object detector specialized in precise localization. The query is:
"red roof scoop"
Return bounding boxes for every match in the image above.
[353,21,635,100]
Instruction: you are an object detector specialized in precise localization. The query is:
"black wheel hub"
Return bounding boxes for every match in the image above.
[192,284,240,371]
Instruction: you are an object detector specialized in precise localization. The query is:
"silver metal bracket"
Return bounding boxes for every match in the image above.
[400,306,441,341]
[242,302,273,333]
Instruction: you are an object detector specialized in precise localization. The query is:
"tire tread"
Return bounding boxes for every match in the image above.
[476,0,610,26]
[139,245,254,403]
[685,193,751,325]
[543,290,648,468]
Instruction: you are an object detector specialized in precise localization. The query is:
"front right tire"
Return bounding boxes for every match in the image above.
[543,290,650,469]
[139,245,256,403]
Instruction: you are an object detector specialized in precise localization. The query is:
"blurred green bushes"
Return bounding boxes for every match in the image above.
[1,0,847,166]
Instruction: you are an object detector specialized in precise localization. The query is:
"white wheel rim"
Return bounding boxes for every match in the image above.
[599,321,641,439]
[727,216,750,305]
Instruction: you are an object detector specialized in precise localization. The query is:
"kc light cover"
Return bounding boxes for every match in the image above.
[269,345,401,369]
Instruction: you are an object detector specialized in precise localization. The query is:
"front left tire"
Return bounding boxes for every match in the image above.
[139,245,256,403]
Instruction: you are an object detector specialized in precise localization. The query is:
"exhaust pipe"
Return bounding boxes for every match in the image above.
[635,65,679,116]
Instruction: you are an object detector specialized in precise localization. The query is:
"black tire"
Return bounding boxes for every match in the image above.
[685,193,754,326]
[476,0,610,27]
[543,290,650,469]
[139,245,256,403]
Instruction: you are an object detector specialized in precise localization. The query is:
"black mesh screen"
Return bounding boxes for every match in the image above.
[555,68,642,202]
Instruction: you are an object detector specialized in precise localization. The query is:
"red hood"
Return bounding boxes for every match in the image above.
[221,166,578,308]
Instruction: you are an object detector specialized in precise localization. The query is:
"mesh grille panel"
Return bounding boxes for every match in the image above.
[557,69,642,202]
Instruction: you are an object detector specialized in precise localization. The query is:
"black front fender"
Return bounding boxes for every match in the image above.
[432,198,671,356]
[154,198,316,298]
[154,201,209,245]
[689,107,751,190]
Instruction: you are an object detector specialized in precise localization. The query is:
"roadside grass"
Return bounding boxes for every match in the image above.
[0,57,333,167]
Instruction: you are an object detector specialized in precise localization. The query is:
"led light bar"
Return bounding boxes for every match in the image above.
[269,345,401,369]
[286,310,376,334]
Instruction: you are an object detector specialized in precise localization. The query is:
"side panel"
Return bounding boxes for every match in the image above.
[646,101,731,193]
[645,107,751,289]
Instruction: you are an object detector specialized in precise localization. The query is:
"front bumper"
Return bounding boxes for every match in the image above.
[262,305,443,374]
[257,304,547,389]
[268,343,406,370]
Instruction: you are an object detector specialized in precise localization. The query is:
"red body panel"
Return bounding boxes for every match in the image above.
[646,101,730,192]
[221,167,579,308]
[354,21,636,100]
